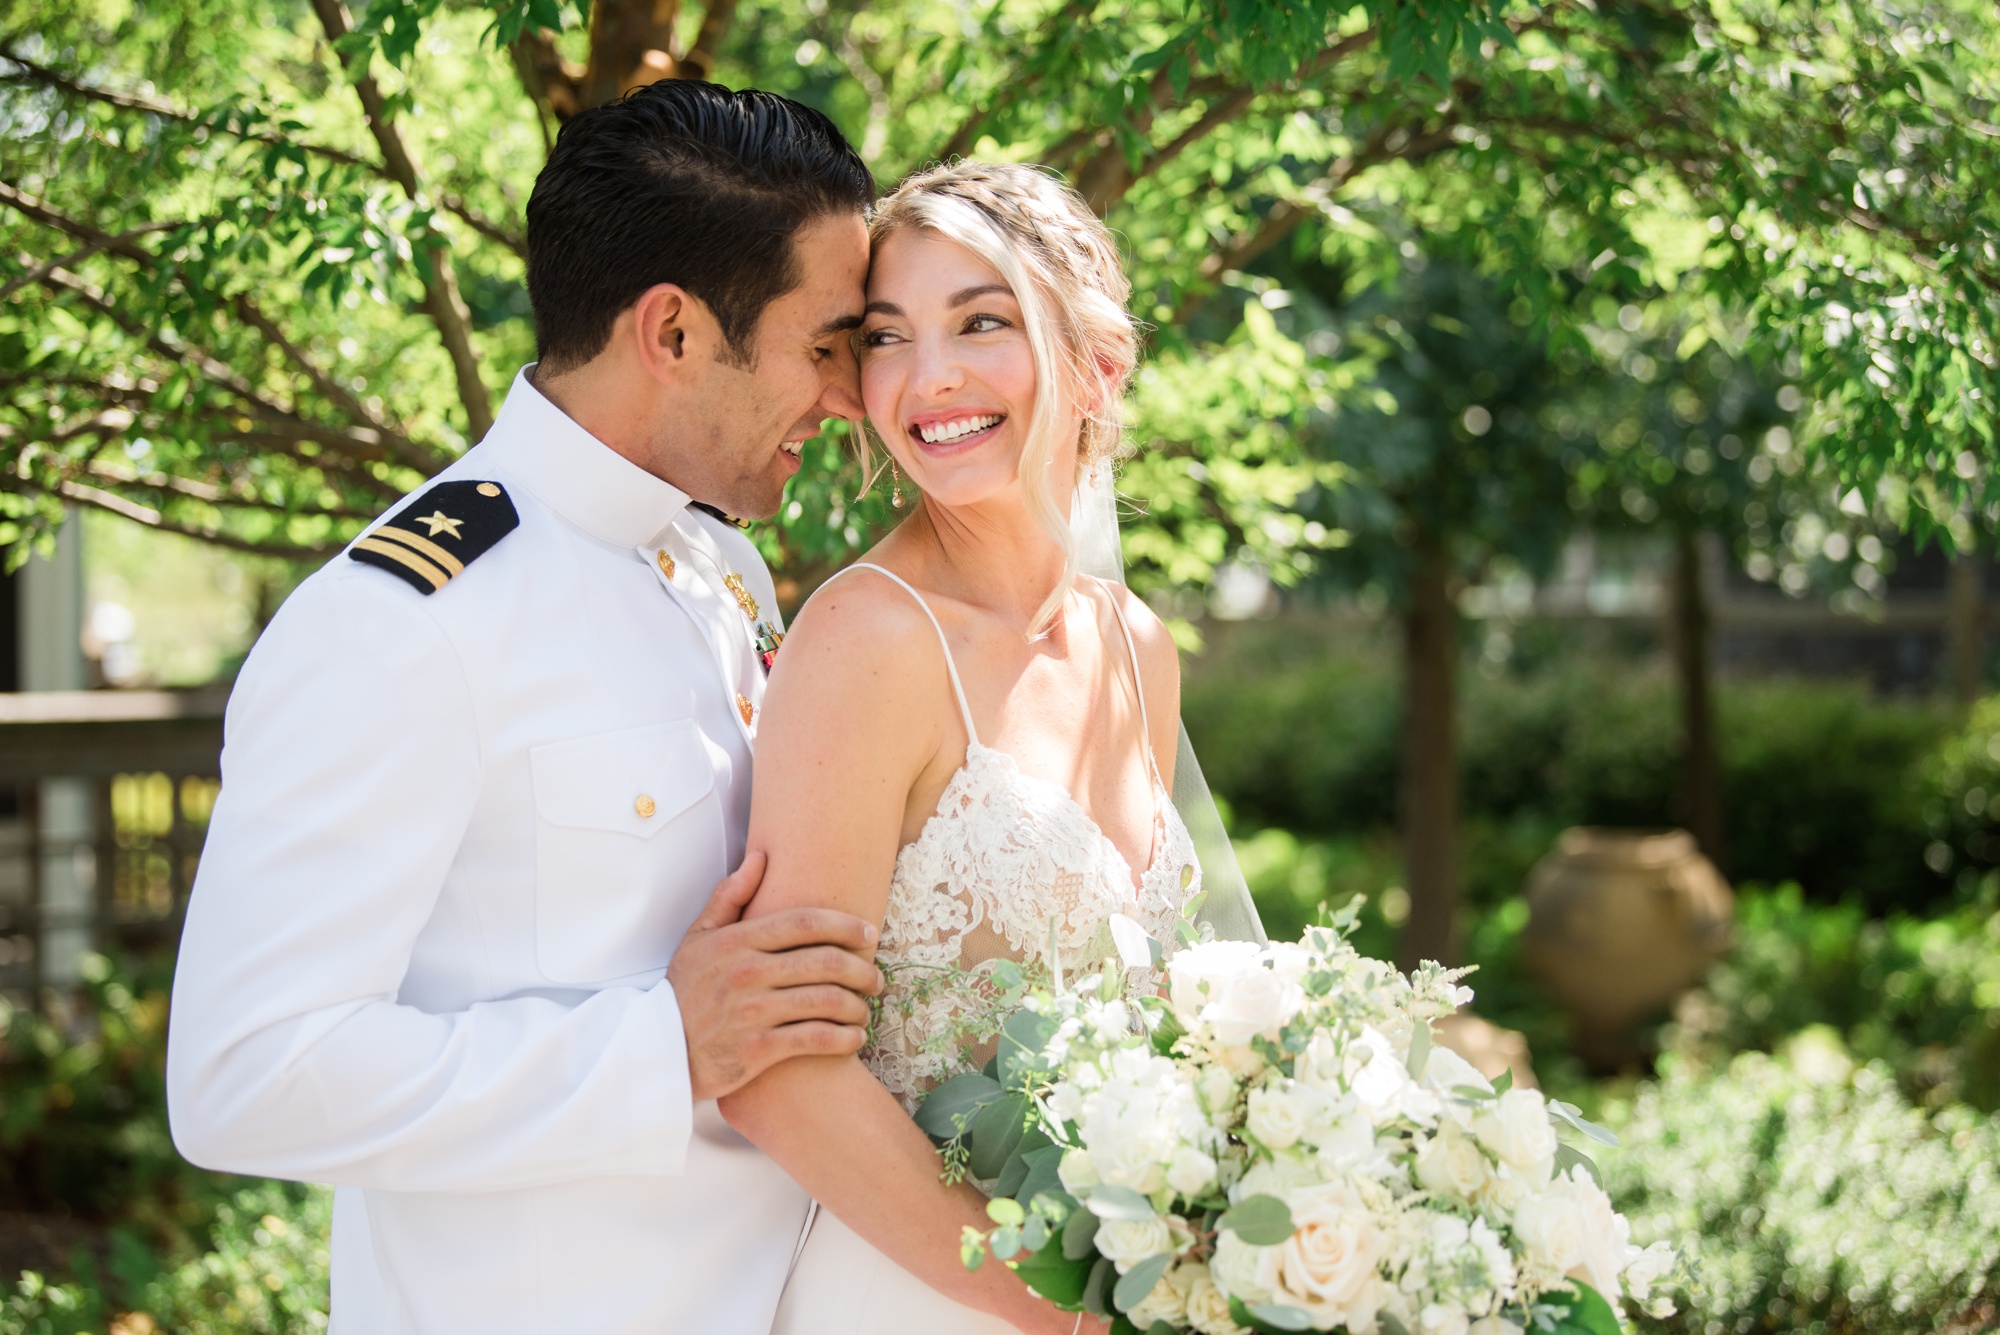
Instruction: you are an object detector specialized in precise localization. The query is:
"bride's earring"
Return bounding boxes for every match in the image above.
[890,458,905,510]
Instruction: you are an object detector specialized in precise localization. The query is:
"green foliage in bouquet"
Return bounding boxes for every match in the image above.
[915,904,1676,1334]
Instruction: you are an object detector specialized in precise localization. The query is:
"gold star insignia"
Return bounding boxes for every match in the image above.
[416,510,465,539]
[723,573,759,621]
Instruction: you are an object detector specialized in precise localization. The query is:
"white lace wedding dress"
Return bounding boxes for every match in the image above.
[770,563,1203,1335]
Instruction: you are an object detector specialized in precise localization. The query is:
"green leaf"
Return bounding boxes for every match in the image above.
[1063,1204,1101,1259]
[1085,1185,1157,1221]
[1013,1226,1094,1307]
[987,1197,1026,1227]
[1081,1256,1114,1315]
[1555,1141,1603,1187]
[914,1072,1004,1142]
[1492,1067,1514,1095]
[1216,1194,1293,1245]
[1549,1099,1621,1148]
[998,1009,1059,1085]
[1112,1252,1172,1313]
[1016,1144,1066,1209]
[1405,1019,1433,1077]
[1234,1298,1314,1331]
[969,1093,1031,1180]
[1547,1282,1625,1335]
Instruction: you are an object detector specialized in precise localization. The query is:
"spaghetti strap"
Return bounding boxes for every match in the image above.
[1096,579,1164,786]
[821,562,981,747]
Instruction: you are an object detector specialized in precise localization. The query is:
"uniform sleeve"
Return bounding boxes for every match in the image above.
[166,569,696,1192]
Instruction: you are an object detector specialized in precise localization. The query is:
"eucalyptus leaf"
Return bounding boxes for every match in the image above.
[969,1093,1031,1181]
[1405,1019,1433,1078]
[998,1010,1059,1086]
[914,1072,1003,1142]
[1246,1302,1316,1331]
[1085,1185,1157,1221]
[1216,1194,1293,1245]
[1555,1141,1603,1188]
[1111,1252,1172,1313]
[1549,1100,1622,1148]
[1063,1201,1101,1259]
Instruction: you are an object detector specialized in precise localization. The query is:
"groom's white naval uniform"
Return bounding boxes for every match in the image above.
[168,368,804,1333]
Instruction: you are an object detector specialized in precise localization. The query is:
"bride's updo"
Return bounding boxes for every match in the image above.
[866,161,1139,629]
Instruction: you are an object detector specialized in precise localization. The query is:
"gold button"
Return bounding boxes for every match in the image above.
[634,794,657,818]
[476,482,501,498]
[737,693,755,726]
[656,549,675,579]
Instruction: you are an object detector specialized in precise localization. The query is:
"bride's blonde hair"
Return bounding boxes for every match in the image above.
[864,160,1138,633]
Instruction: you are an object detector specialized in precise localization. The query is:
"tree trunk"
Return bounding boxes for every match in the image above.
[1670,530,1725,867]
[1398,536,1460,971]
[1949,548,1985,704]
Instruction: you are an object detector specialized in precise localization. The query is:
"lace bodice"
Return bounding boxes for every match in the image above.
[825,564,1204,1110]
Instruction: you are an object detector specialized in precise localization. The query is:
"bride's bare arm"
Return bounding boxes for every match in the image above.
[716,578,1082,1335]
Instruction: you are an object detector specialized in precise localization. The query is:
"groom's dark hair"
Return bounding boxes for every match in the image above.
[526,80,875,372]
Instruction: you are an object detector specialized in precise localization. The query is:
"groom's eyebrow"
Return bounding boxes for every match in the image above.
[814,312,865,336]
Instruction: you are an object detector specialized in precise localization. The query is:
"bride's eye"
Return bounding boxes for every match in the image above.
[858,327,904,349]
[963,313,1010,334]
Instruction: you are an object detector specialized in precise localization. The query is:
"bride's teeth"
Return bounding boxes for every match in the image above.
[918,414,998,444]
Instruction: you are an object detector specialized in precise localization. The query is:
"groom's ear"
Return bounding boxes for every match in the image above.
[629,283,702,383]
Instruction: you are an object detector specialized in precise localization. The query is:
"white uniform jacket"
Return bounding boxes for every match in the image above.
[167,368,802,1334]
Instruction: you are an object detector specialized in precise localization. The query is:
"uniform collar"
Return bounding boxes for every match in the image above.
[480,365,691,549]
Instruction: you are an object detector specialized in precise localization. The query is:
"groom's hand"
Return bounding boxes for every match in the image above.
[668,851,883,1102]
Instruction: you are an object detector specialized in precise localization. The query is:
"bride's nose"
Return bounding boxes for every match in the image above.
[908,331,967,399]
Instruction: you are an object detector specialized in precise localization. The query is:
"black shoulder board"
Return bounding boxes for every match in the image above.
[691,501,754,531]
[350,480,519,595]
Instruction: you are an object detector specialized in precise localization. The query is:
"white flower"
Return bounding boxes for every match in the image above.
[1512,1184,1586,1277]
[1210,1231,1280,1306]
[1313,1100,1378,1171]
[1248,1085,1310,1150]
[1095,1215,1176,1273]
[1209,964,1302,1046]
[1419,1302,1470,1335]
[1168,940,1263,1028]
[1235,1157,1320,1203]
[1047,1081,1085,1123]
[1468,1318,1521,1335]
[1415,1122,1491,1202]
[1197,1065,1239,1117]
[1168,1145,1219,1197]
[1273,1181,1388,1331]
[1421,1045,1491,1097]
[1127,1259,1195,1328]
[1542,1166,1631,1300]
[1183,1262,1248,1335]
[1350,1027,1440,1127]
[1058,1148,1100,1193]
[1624,1239,1676,1306]
[1472,1089,1557,1183]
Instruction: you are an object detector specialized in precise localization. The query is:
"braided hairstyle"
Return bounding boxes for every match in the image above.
[865,161,1140,632]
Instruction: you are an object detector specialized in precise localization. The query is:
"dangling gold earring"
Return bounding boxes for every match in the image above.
[890,458,905,510]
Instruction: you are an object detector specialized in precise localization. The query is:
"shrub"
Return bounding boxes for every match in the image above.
[1604,1041,2000,1334]
[1667,884,2000,1111]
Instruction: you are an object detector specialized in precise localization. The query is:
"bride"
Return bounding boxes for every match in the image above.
[719,161,1209,1335]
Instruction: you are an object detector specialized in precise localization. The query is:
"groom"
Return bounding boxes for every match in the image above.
[168,83,882,1332]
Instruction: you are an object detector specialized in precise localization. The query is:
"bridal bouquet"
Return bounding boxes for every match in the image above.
[915,907,1678,1335]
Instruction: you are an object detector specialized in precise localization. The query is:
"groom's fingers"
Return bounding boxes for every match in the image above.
[686,849,768,934]
[738,908,881,963]
[755,1020,871,1067]
[751,983,873,1030]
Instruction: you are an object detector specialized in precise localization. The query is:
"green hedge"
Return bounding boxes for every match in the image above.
[1605,1042,2000,1335]
[1185,623,1953,911]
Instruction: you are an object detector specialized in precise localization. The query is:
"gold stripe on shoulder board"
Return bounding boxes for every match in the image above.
[353,536,449,591]
[374,525,467,576]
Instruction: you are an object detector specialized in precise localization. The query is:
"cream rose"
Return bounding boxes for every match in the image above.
[1208,965,1299,1046]
[1095,1215,1175,1273]
[1167,1145,1219,1197]
[1512,1188,1585,1276]
[1546,1167,1631,1299]
[1419,1302,1471,1335]
[1167,940,1262,1027]
[1274,1182,1387,1330]
[1247,1085,1310,1150]
[1057,1148,1100,1193]
[1414,1123,1491,1201]
[1209,1231,1280,1306]
[1183,1262,1248,1335]
[1126,1261,1195,1328]
[1472,1089,1558,1182]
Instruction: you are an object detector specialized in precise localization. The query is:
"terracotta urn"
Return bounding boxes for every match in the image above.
[1521,827,1733,1067]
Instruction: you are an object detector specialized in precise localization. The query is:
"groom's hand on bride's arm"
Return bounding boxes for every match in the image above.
[668,851,885,1102]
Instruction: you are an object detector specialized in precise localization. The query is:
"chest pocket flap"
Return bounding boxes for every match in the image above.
[530,719,714,837]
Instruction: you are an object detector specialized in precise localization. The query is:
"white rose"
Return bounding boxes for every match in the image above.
[1235,1157,1320,1203]
[1548,1167,1632,1300]
[1274,1182,1388,1330]
[1209,966,1300,1046]
[1420,1302,1470,1335]
[1414,1123,1491,1201]
[1095,1215,1175,1273]
[1209,1231,1280,1305]
[1472,1089,1558,1181]
[1512,1188,1585,1276]
[1468,1319,1521,1335]
[1183,1262,1248,1335]
[1421,1045,1491,1096]
[1167,1145,1219,1197]
[1058,1148,1100,1193]
[1197,1065,1239,1117]
[1168,940,1263,1027]
[1126,1261,1195,1328]
[1624,1239,1675,1302]
[1247,1085,1310,1150]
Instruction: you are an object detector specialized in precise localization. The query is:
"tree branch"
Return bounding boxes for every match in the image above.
[680,0,740,82]
[308,0,495,440]
[0,45,526,258]
[580,0,683,108]
[6,474,347,560]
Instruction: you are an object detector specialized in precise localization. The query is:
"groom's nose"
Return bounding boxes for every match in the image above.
[817,354,864,421]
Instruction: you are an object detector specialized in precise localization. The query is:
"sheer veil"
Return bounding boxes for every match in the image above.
[1075,467,1266,944]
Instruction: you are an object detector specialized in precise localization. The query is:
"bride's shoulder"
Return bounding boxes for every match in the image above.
[779,564,951,684]
[1099,581,1180,689]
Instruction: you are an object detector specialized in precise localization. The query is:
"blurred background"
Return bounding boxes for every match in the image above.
[5,0,2000,1330]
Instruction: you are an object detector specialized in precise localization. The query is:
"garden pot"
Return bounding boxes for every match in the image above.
[1521,827,1733,1068]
